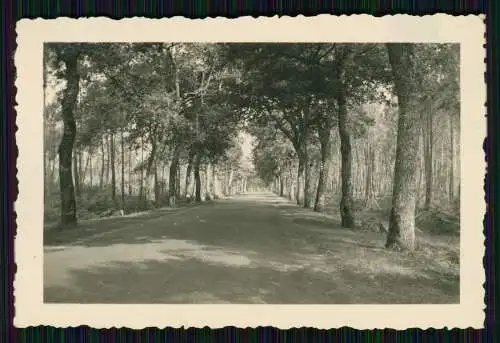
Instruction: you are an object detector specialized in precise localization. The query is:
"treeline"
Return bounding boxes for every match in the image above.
[44,43,254,227]
[230,43,459,250]
[254,104,459,212]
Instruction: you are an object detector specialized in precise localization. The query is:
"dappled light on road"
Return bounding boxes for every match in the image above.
[45,238,256,289]
[44,193,459,304]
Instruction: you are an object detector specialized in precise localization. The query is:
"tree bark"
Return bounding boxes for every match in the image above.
[82,150,91,186]
[176,163,182,199]
[424,99,433,209]
[211,165,217,198]
[303,151,312,208]
[296,156,304,205]
[364,138,377,207]
[385,43,421,251]
[185,151,194,198]
[288,167,295,200]
[89,153,93,187]
[364,144,372,199]
[204,165,210,199]
[145,136,157,202]
[282,175,287,197]
[105,134,110,185]
[194,153,202,202]
[449,114,454,201]
[57,49,80,227]
[100,137,105,189]
[50,157,57,190]
[43,49,49,195]
[78,149,84,187]
[314,128,332,212]
[416,130,424,209]
[139,136,144,202]
[121,129,125,205]
[154,159,159,205]
[227,167,234,196]
[168,144,182,207]
[337,85,355,228]
[73,149,81,197]
[128,148,132,196]
[110,133,116,202]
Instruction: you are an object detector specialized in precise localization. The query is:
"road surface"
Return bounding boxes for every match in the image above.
[44,192,459,304]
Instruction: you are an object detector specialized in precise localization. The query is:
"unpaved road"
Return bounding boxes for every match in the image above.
[44,192,459,304]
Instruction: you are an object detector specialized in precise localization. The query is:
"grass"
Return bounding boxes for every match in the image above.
[44,186,200,231]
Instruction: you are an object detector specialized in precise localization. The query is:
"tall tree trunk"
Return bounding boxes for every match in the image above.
[194,153,202,202]
[279,174,284,197]
[424,100,433,209]
[146,136,157,202]
[301,109,312,208]
[43,50,49,195]
[337,85,355,228]
[211,165,217,198]
[154,159,159,205]
[57,50,80,227]
[82,150,91,186]
[416,131,424,210]
[288,168,295,200]
[314,128,332,212]
[364,144,371,199]
[185,151,194,198]
[296,156,304,205]
[204,165,210,199]
[50,157,57,190]
[73,149,81,197]
[385,43,420,251]
[205,164,213,198]
[168,144,182,207]
[448,115,454,201]
[89,154,93,187]
[100,137,105,189]
[121,129,125,206]
[139,137,144,202]
[227,167,234,196]
[303,149,312,208]
[128,148,132,196]
[105,134,110,185]
[440,137,445,191]
[110,133,116,202]
[364,138,377,207]
[282,175,287,196]
[176,163,182,199]
[78,149,84,187]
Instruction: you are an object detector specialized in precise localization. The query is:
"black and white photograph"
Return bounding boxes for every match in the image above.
[15,15,485,329]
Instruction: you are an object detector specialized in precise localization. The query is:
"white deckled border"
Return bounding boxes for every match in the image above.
[14,14,486,329]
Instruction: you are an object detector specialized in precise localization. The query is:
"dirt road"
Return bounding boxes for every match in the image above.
[44,192,459,304]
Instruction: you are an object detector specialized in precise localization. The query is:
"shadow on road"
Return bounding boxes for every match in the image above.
[44,192,460,304]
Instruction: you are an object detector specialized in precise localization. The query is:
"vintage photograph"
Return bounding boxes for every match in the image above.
[42,42,461,304]
[15,15,485,329]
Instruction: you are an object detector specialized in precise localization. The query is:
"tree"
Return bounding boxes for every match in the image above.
[251,127,296,193]
[313,123,334,212]
[223,44,328,207]
[49,44,82,227]
[385,43,422,251]
[44,42,459,246]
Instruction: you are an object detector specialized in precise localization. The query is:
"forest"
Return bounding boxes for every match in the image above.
[44,43,460,252]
